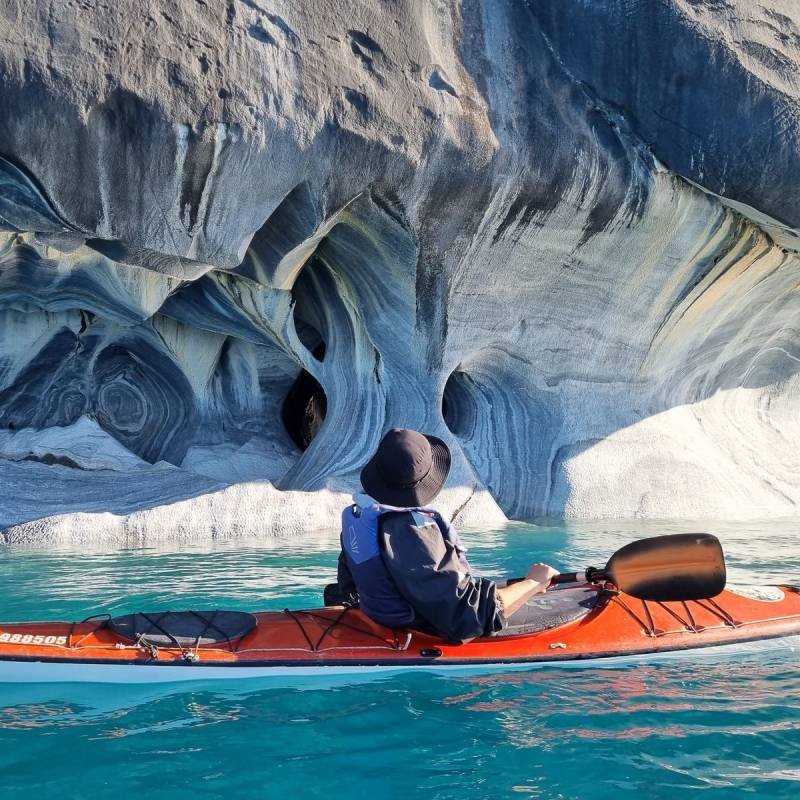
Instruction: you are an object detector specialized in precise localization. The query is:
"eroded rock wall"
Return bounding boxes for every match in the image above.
[1,0,799,541]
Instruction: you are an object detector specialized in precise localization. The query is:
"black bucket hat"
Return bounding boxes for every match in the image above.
[360,428,451,507]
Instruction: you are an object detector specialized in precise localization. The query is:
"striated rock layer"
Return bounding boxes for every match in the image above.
[1,0,800,541]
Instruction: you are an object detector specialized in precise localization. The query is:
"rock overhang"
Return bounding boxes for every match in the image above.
[1,0,800,541]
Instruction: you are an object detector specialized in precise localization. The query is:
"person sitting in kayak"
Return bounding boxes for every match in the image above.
[329,428,559,643]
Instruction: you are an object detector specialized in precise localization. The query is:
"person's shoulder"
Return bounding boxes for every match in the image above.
[379,509,416,533]
[380,509,442,539]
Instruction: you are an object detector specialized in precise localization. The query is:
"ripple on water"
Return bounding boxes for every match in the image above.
[0,520,798,799]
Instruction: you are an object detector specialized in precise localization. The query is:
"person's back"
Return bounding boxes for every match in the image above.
[332,429,557,642]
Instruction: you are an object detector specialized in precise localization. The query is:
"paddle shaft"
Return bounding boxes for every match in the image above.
[551,571,587,585]
[508,568,604,587]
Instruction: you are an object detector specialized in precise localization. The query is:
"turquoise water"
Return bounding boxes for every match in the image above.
[0,520,798,799]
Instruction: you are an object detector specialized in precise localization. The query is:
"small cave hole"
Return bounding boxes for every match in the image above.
[442,367,478,439]
[281,364,327,451]
[283,253,330,449]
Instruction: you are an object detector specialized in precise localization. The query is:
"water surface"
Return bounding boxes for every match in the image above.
[0,520,798,799]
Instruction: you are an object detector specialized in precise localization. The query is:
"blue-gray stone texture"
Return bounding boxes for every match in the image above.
[0,0,799,541]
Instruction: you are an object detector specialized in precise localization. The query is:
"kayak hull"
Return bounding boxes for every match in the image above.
[1,585,799,684]
[0,634,799,684]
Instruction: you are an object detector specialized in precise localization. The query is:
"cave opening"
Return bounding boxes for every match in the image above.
[281,257,329,450]
[442,366,478,439]
[280,340,327,451]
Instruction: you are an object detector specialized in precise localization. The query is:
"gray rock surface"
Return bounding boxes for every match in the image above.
[1,0,800,541]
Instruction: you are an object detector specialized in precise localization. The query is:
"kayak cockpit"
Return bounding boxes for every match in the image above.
[496,586,601,637]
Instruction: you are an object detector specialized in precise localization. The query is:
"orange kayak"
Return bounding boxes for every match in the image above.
[1,585,799,683]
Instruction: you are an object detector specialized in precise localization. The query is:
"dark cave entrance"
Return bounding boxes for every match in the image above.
[281,340,327,451]
[442,366,477,439]
[281,259,329,451]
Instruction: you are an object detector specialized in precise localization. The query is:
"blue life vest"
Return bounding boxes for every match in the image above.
[341,501,468,628]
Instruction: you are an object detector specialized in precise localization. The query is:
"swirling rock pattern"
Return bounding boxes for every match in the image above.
[1,0,800,541]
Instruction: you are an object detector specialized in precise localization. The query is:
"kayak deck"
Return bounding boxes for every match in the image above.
[1,585,799,683]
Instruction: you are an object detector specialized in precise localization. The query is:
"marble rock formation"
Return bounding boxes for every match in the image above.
[1,0,800,542]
